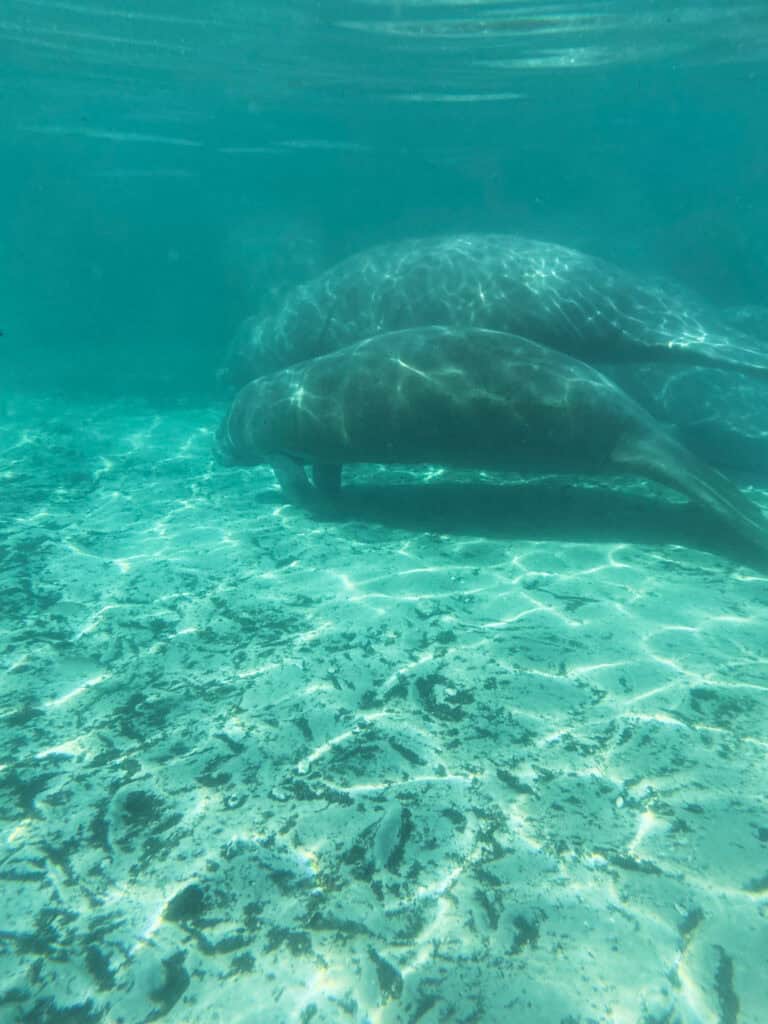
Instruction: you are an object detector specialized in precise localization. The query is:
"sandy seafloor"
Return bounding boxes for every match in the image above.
[1,392,767,1024]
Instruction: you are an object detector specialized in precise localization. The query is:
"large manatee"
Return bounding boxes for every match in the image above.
[217,326,768,558]
[223,234,768,388]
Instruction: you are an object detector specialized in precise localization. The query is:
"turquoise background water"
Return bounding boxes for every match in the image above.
[2,2,767,396]
[2,6,768,1024]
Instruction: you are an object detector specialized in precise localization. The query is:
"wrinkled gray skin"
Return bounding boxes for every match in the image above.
[224,234,768,387]
[217,326,768,556]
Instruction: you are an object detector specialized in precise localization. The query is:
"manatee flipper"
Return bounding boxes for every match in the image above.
[611,430,768,556]
[312,463,342,496]
[270,455,315,502]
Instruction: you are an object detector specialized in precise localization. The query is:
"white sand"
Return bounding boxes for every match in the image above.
[1,394,767,1024]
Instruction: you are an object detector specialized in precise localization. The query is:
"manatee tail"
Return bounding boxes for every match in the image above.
[697,346,768,380]
[612,429,768,557]
[675,329,768,378]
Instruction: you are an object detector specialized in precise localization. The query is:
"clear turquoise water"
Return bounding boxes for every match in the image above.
[1,4,767,1023]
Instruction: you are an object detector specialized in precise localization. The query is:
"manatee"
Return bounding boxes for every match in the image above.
[217,326,768,556]
[223,234,768,390]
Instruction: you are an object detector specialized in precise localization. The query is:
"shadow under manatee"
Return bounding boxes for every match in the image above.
[255,471,768,568]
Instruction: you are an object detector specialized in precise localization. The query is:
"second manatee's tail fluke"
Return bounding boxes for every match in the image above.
[674,330,768,380]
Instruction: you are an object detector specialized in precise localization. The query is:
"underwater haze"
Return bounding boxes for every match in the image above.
[2,3,768,1023]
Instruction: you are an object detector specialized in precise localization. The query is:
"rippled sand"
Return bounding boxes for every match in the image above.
[2,394,767,1024]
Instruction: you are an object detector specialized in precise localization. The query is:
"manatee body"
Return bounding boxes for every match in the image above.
[217,326,768,556]
[223,234,768,389]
